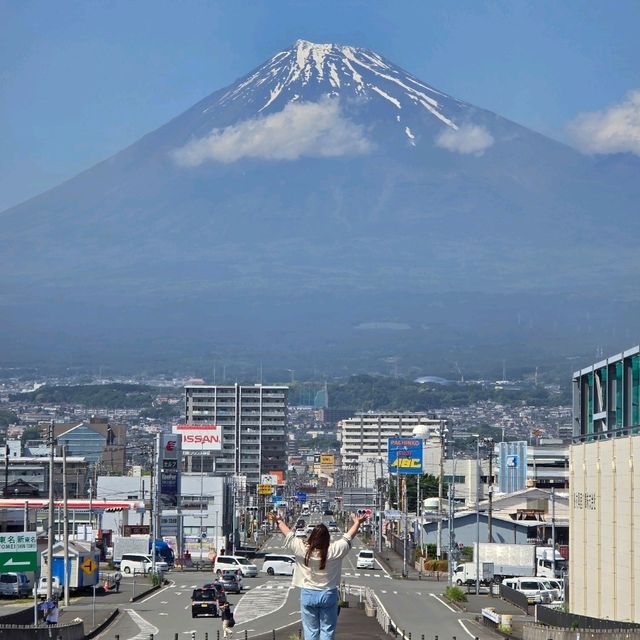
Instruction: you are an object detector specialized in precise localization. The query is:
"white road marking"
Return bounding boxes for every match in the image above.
[458,619,476,638]
[138,580,176,604]
[124,609,159,640]
[159,613,168,616]
[161,601,168,604]
[233,579,294,625]
[416,592,422,596]
[429,593,457,612]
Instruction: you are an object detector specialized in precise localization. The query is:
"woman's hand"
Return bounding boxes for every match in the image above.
[351,512,368,526]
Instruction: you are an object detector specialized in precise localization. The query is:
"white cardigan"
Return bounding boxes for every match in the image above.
[284,531,353,590]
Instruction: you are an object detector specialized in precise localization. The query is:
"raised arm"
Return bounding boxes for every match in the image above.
[270,512,291,536]
[346,512,368,538]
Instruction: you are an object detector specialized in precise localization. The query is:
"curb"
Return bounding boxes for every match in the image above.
[130,584,160,603]
[85,607,120,639]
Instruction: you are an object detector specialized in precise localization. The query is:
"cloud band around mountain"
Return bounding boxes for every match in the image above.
[172,98,372,165]
[435,124,494,155]
[568,90,640,156]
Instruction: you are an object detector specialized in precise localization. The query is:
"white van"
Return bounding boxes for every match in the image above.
[261,554,295,576]
[356,550,375,570]
[213,555,258,577]
[36,576,62,599]
[0,572,31,598]
[120,553,168,575]
[501,577,554,604]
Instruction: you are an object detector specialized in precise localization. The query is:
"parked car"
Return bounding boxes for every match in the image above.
[121,553,168,575]
[191,588,219,618]
[501,577,554,604]
[36,576,62,599]
[356,550,375,570]
[295,528,307,538]
[0,572,31,598]
[262,554,295,576]
[213,555,258,577]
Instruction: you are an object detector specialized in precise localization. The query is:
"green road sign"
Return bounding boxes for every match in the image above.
[0,532,38,572]
[0,551,38,572]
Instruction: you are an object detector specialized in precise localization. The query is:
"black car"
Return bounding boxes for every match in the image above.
[202,582,227,604]
[191,588,219,618]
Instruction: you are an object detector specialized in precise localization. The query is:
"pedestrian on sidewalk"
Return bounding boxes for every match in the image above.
[271,511,368,640]
[45,599,59,626]
[114,569,122,592]
[220,601,235,638]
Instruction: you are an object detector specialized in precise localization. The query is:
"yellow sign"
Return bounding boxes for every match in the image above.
[320,454,335,465]
[257,484,273,495]
[81,557,97,575]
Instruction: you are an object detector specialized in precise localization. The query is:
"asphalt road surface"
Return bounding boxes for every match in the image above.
[95,514,498,640]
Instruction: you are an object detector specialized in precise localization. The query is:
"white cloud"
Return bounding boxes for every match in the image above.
[568,90,640,155]
[435,124,494,156]
[172,97,372,165]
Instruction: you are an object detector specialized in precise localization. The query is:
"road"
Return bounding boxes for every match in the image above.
[96,515,498,640]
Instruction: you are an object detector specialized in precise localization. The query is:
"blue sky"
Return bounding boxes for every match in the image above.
[1,0,639,211]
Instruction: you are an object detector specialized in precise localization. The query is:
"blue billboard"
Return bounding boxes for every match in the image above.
[387,437,423,474]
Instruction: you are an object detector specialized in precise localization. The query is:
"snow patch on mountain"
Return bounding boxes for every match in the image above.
[173,97,373,165]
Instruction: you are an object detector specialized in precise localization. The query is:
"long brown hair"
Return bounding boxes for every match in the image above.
[305,524,330,570]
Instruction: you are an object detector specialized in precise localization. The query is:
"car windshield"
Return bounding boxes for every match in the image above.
[192,589,217,601]
[359,552,373,558]
[236,557,251,565]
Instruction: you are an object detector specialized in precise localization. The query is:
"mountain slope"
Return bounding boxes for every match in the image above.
[1,40,638,371]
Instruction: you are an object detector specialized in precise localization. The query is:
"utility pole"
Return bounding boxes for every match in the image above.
[46,421,55,601]
[551,486,556,577]
[475,435,481,595]
[487,439,494,543]
[436,425,446,560]
[151,436,157,575]
[63,445,69,606]
[402,476,407,578]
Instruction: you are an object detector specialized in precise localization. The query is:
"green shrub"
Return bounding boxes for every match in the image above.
[445,586,467,602]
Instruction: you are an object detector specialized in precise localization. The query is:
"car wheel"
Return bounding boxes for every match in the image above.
[216,570,222,577]
[192,613,197,618]
[123,567,131,574]
[267,568,275,576]
[456,579,463,586]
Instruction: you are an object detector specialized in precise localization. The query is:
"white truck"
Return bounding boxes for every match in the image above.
[467,543,566,582]
[453,562,495,586]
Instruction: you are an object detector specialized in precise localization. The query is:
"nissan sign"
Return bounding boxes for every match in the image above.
[172,424,222,451]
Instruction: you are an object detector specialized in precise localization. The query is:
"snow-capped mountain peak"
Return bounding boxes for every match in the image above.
[209,40,469,141]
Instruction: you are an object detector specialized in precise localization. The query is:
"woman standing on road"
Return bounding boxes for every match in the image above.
[220,601,234,638]
[271,512,368,640]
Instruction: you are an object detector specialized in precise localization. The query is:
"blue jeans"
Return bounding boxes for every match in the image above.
[300,588,338,640]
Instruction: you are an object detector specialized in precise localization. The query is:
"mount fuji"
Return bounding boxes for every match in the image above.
[1,40,639,373]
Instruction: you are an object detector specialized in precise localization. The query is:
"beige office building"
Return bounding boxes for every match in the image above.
[571,346,640,622]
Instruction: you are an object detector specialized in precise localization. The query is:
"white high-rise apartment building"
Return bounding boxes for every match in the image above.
[339,412,445,487]
[185,384,288,486]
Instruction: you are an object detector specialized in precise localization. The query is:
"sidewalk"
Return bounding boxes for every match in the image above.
[252,598,392,640]
[56,570,158,637]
